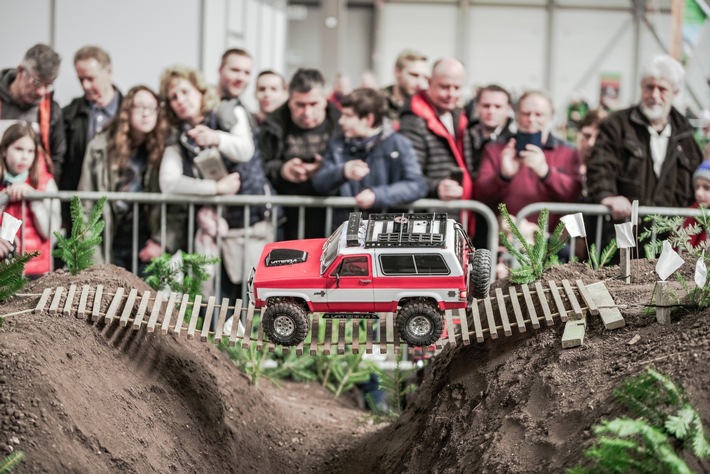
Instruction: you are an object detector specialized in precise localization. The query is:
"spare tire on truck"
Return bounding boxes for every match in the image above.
[470,249,492,299]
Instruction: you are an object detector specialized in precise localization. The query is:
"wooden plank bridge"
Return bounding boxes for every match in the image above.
[32,279,624,354]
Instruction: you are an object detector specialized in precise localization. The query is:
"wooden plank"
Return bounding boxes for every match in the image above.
[380,313,389,354]
[352,320,360,354]
[49,286,64,315]
[132,291,151,330]
[535,282,554,326]
[173,294,190,335]
[34,288,52,314]
[77,285,90,319]
[548,281,568,323]
[161,292,178,335]
[200,296,216,342]
[495,288,512,336]
[91,285,103,322]
[119,288,138,327]
[445,310,457,346]
[323,319,333,355]
[561,320,586,348]
[147,292,163,333]
[576,280,600,316]
[295,340,304,356]
[104,287,124,323]
[562,280,584,319]
[483,295,498,339]
[392,317,400,354]
[309,315,320,355]
[228,301,243,347]
[508,287,526,332]
[457,308,470,345]
[586,282,625,329]
[366,319,374,354]
[337,319,346,355]
[187,294,202,339]
[255,315,265,351]
[241,302,256,348]
[62,284,77,316]
[471,301,484,343]
[521,284,540,329]
[213,298,230,342]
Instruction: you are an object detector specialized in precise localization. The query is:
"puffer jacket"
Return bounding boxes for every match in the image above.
[587,106,703,208]
[398,91,473,200]
[312,124,427,212]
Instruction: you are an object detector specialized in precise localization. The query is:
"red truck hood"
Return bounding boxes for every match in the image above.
[255,238,327,282]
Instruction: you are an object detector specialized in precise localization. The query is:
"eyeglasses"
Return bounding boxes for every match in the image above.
[132,105,159,115]
[22,67,54,93]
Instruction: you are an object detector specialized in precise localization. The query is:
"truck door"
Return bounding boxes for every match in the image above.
[326,255,375,312]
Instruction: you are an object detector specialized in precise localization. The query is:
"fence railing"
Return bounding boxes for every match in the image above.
[14,191,500,300]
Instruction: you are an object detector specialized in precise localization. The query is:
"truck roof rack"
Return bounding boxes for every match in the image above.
[347,212,449,248]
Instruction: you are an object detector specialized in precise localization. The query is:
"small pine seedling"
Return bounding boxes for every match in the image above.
[587,239,617,270]
[0,451,25,473]
[52,196,107,275]
[0,251,39,303]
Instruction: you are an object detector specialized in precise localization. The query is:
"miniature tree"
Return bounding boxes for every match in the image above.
[498,203,567,284]
[52,196,107,275]
[144,252,220,302]
[0,251,39,304]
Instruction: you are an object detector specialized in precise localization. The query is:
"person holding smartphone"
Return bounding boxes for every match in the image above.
[475,90,582,229]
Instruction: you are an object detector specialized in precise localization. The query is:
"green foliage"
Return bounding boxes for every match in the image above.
[370,351,418,418]
[316,352,372,398]
[144,252,219,303]
[52,196,106,275]
[0,451,24,473]
[587,240,618,271]
[219,339,271,386]
[0,251,38,303]
[498,203,568,283]
[570,368,710,473]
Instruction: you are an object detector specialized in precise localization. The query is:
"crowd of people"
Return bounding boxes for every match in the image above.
[0,42,708,287]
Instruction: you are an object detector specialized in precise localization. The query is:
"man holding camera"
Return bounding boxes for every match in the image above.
[259,68,341,240]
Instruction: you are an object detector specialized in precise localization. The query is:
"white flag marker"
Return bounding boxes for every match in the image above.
[614,222,635,249]
[695,258,707,287]
[655,241,685,281]
[631,200,639,229]
[0,213,22,242]
[560,213,586,238]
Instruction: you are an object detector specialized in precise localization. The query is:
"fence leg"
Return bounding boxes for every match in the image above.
[620,248,631,284]
[654,281,671,325]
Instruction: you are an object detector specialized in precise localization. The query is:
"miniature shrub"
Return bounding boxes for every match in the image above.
[0,251,39,305]
[53,196,106,275]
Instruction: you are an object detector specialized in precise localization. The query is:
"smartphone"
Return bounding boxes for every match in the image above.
[515,131,543,156]
[449,167,464,185]
[300,155,317,164]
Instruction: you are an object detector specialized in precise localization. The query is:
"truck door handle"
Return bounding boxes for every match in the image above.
[314,291,325,296]
[360,279,371,284]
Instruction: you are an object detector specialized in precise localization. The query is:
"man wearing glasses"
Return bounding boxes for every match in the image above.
[0,43,65,179]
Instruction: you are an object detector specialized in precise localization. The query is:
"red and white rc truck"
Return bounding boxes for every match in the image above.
[247,212,492,347]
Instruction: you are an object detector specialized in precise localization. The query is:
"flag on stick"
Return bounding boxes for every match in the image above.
[656,241,685,281]
[631,200,639,229]
[561,213,586,238]
[0,212,22,242]
[614,222,635,248]
[695,257,707,288]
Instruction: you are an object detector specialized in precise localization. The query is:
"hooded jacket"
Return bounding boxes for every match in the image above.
[0,68,66,180]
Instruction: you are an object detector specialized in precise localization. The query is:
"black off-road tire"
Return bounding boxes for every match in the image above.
[262,302,309,346]
[396,301,444,346]
[470,249,492,299]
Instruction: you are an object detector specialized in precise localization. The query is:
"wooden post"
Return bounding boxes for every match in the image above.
[620,247,631,284]
[655,281,672,325]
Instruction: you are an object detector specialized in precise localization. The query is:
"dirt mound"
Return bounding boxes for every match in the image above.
[333,259,710,473]
[0,265,373,473]
[3,260,710,473]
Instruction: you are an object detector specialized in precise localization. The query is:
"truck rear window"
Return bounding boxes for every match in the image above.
[379,254,449,275]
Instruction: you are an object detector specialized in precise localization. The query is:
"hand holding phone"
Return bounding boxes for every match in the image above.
[449,167,464,185]
[515,131,543,156]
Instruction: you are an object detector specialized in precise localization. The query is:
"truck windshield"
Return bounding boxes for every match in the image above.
[321,223,345,274]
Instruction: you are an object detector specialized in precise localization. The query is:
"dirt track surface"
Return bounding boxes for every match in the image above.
[1,261,710,473]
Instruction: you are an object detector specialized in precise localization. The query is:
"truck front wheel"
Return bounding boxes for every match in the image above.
[262,302,309,346]
[397,301,444,346]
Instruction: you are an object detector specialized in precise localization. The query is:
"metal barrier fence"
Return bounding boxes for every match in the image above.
[515,202,706,260]
[15,191,500,301]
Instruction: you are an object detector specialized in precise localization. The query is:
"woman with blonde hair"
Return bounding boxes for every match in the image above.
[158,65,272,300]
[78,84,169,274]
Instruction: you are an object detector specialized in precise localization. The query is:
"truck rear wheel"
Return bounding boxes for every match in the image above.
[262,302,309,346]
[470,249,492,298]
[397,301,444,346]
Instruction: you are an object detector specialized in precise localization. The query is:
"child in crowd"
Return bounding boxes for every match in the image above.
[684,160,710,248]
[0,122,60,276]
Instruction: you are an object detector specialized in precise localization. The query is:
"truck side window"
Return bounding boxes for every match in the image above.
[380,255,416,274]
[340,256,369,276]
[414,254,449,274]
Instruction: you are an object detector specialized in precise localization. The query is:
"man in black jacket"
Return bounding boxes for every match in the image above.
[259,68,341,240]
[588,54,703,220]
